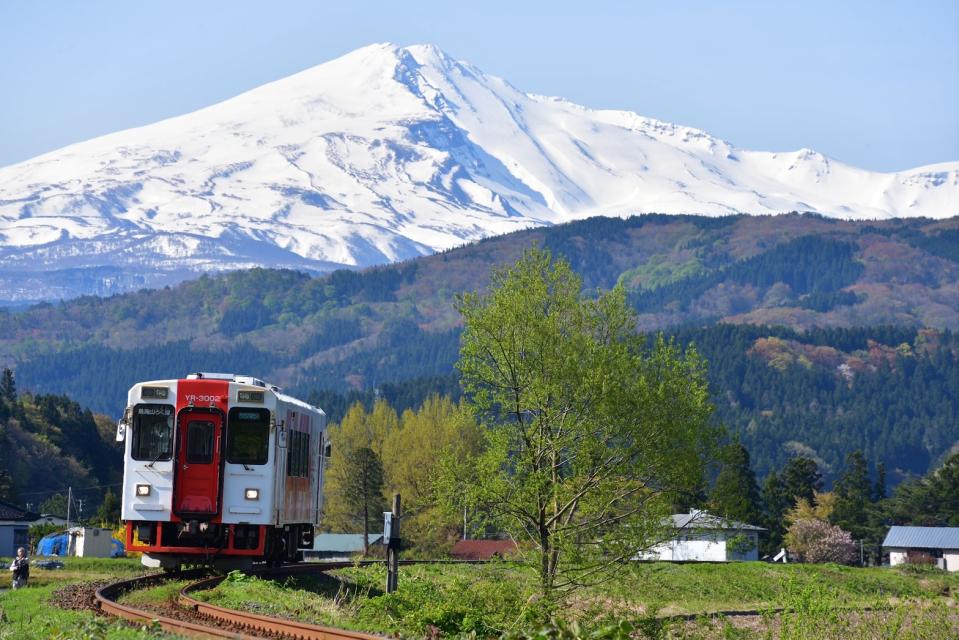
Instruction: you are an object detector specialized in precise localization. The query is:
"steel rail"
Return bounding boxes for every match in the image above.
[96,559,501,639]
[95,560,409,639]
[179,569,381,640]
[94,568,259,639]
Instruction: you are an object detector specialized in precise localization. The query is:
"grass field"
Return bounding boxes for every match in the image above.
[193,561,959,639]
[1,557,957,639]
[0,556,173,640]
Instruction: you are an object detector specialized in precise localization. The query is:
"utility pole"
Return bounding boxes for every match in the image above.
[384,493,401,594]
[66,487,72,529]
[463,506,467,540]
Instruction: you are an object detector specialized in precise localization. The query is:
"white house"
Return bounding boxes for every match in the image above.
[883,526,959,572]
[640,510,764,562]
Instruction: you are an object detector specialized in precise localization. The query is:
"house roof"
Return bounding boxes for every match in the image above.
[0,499,39,522]
[882,526,959,550]
[312,533,383,553]
[672,510,765,532]
[450,539,518,560]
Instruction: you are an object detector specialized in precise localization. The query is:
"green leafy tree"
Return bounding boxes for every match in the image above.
[39,493,68,518]
[95,489,122,526]
[323,399,397,533]
[708,442,763,526]
[341,447,386,555]
[382,395,483,551]
[451,249,715,597]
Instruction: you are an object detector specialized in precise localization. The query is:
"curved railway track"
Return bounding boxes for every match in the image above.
[95,561,383,639]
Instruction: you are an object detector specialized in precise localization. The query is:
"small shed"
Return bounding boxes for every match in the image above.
[639,510,765,562]
[70,527,116,558]
[450,539,518,560]
[883,526,959,571]
[305,533,384,561]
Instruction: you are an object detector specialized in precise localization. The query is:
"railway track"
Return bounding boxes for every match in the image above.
[95,561,384,639]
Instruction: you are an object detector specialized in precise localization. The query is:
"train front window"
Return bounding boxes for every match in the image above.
[226,408,270,465]
[185,420,215,464]
[131,404,174,461]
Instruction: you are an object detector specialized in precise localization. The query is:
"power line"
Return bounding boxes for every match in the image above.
[16,482,122,497]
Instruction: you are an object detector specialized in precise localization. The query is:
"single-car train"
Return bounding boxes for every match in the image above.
[117,372,327,569]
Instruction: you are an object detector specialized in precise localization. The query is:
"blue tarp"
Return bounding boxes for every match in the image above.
[111,537,125,557]
[37,532,70,556]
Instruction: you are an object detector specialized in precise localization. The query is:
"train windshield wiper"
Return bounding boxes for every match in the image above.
[145,448,168,468]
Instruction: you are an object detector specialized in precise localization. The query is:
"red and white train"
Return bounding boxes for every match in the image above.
[117,372,327,569]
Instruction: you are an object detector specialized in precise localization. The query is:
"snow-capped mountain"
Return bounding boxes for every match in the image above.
[1,43,956,302]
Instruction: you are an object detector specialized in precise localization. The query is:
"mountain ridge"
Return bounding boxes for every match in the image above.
[1,43,957,303]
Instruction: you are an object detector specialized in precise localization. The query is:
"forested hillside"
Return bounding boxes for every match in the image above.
[2,213,958,485]
[0,370,122,510]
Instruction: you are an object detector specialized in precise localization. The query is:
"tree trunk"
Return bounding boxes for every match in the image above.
[362,499,369,556]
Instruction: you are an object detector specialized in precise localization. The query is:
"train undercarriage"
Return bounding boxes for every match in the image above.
[127,520,316,571]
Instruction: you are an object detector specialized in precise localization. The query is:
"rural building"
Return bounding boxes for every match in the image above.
[305,533,384,560]
[70,527,117,557]
[883,526,959,571]
[36,527,122,558]
[639,510,764,562]
[450,539,518,560]
[0,499,37,557]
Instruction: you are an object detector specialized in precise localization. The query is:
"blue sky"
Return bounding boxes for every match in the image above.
[1,0,956,172]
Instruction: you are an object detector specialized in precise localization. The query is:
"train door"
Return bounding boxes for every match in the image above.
[173,410,222,517]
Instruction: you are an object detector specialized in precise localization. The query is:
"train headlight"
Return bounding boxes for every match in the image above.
[244,488,260,501]
[135,484,151,497]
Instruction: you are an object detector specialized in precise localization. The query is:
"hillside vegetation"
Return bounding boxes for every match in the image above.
[0,381,122,510]
[2,214,959,483]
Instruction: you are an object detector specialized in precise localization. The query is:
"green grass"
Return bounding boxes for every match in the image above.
[0,556,144,588]
[0,556,175,640]
[4,556,955,639]
[195,561,959,639]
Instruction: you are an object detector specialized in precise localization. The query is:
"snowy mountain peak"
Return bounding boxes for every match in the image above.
[0,43,957,302]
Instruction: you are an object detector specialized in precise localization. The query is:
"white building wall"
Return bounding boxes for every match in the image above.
[640,529,760,562]
[944,552,959,572]
[888,549,907,566]
[73,528,115,558]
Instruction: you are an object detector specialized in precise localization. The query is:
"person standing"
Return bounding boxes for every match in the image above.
[9,546,29,589]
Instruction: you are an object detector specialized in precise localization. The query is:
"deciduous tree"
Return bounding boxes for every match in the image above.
[382,395,483,551]
[323,399,397,534]
[451,249,715,597]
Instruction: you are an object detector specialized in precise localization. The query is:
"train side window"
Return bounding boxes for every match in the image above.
[185,420,215,464]
[131,404,174,461]
[286,431,310,478]
[226,408,270,465]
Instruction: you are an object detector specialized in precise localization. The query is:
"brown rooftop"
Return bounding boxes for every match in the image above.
[450,539,518,560]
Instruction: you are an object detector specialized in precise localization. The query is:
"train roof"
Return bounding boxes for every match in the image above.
[128,373,325,416]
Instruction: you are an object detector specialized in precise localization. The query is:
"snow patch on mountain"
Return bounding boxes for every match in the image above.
[0,43,956,302]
